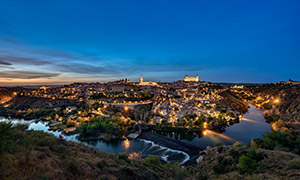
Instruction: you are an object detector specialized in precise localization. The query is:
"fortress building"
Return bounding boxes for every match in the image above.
[139,75,158,86]
[184,75,199,82]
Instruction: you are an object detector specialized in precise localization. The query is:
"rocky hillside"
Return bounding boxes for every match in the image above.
[1,122,300,180]
[218,90,249,114]
[249,84,300,130]
[192,141,300,179]
[0,122,187,180]
[0,87,18,104]
[269,87,300,130]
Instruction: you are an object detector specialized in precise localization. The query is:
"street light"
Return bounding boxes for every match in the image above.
[274,99,280,103]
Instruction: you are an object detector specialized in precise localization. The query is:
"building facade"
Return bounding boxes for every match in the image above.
[139,75,158,86]
[184,75,199,82]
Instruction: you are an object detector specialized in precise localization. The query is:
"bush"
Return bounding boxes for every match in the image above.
[238,155,257,174]
[66,159,81,175]
[260,131,300,155]
[233,141,243,147]
[96,161,104,169]
[287,159,300,170]
[118,153,130,163]
[212,156,233,174]
[165,162,189,179]
[144,155,162,166]
[251,138,263,148]
[214,142,224,147]
[0,122,19,153]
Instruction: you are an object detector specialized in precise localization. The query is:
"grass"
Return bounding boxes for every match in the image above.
[0,122,185,180]
[1,122,300,179]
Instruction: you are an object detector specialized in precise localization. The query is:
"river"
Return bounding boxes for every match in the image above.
[176,104,272,149]
[0,105,270,164]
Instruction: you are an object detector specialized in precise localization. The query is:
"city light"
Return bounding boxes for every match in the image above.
[124,106,129,111]
[203,122,208,129]
[274,99,280,103]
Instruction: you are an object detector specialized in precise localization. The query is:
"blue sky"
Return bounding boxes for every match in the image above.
[0,0,299,85]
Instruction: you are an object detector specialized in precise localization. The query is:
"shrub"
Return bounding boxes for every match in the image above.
[0,122,19,153]
[214,142,224,147]
[212,156,233,174]
[118,153,130,163]
[144,155,162,166]
[66,159,81,175]
[96,161,104,169]
[287,159,300,170]
[238,155,257,174]
[165,162,189,179]
[251,138,263,148]
[233,141,243,147]
[260,130,300,155]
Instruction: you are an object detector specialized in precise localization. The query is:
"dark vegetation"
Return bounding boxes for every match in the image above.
[76,116,131,141]
[252,130,300,155]
[192,142,300,179]
[0,122,188,180]
[1,122,300,179]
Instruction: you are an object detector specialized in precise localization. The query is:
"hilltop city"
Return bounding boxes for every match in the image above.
[1,75,300,179]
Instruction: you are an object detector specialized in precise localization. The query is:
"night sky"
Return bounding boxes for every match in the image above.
[0,0,299,85]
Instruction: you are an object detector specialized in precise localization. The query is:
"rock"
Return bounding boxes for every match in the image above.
[196,155,204,163]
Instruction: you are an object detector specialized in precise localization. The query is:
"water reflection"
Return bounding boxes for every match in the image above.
[202,129,235,142]
[123,139,130,150]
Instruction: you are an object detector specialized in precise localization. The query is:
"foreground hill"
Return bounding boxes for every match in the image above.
[1,122,300,180]
[0,122,185,180]
[192,144,300,179]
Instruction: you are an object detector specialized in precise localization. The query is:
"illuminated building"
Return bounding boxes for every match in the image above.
[139,75,158,86]
[184,75,199,82]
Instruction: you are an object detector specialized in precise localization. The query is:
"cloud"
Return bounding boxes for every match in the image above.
[0,71,60,79]
[0,60,12,65]
[55,61,119,75]
[0,55,52,66]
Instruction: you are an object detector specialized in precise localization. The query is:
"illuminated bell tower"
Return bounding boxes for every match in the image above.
[140,75,143,83]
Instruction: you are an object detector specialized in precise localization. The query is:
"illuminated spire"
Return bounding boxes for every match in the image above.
[140,75,143,83]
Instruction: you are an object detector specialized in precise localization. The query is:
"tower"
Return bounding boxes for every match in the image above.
[140,75,143,83]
